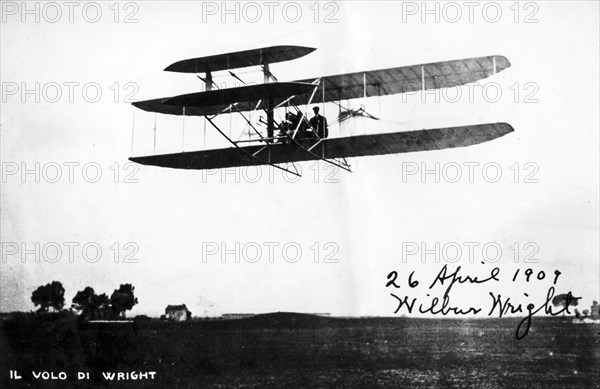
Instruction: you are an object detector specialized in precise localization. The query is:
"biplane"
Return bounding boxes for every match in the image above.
[130,45,513,176]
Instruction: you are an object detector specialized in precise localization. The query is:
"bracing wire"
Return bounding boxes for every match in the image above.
[130,109,135,157]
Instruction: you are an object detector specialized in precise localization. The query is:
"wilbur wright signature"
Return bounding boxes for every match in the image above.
[386,264,581,340]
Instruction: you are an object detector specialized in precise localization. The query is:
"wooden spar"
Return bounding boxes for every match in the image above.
[130,109,135,157]
[182,106,186,152]
[153,113,157,154]
[267,98,274,140]
[338,89,343,136]
[205,71,213,91]
[363,73,367,98]
[263,62,274,140]
[263,62,270,83]
[322,79,326,115]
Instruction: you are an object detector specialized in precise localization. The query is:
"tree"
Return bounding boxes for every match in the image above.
[31,285,50,312]
[552,293,580,315]
[110,284,138,318]
[92,293,111,318]
[72,287,111,319]
[31,281,65,312]
[72,287,96,315]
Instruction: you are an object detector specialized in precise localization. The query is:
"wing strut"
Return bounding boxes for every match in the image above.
[130,109,135,157]
[204,116,301,177]
[182,106,186,151]
[202,79,269,144]
[203,71,351,173]
[283,80,352,172]
[153,113,157,154]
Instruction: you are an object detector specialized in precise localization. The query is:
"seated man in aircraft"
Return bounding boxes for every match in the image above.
[309,106,329,139]
[277,112,296,142]
[283,111,314,140]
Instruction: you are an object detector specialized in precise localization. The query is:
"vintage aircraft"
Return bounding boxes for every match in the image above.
[130,45,513,176]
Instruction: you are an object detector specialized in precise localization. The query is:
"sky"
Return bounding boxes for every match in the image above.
[1,1,598,318]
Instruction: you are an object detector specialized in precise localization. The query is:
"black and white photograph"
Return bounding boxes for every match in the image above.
[1,1,599,388]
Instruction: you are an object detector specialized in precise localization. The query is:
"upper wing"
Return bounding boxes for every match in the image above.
[132,83,314,116]
[292,55,511,104]
[133,55,510,116]
[132,98,251,117]
[163,82,315,107]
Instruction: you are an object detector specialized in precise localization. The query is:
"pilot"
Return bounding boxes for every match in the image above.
[277,112,296,142]
[309,106,328,139]
[287,112,300,130]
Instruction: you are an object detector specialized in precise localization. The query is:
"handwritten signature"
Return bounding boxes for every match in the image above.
[386,265,581,339]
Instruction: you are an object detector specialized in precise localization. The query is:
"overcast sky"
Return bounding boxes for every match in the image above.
[1,1,598,318]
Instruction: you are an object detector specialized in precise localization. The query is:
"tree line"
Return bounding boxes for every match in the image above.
[30,280,138,319]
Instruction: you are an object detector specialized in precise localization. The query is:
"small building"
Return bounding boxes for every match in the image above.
[165,304,191,321]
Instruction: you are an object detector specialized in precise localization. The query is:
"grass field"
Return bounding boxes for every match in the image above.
[1,312,598,388]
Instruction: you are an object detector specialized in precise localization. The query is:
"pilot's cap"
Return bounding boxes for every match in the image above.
[313,106,320,113]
